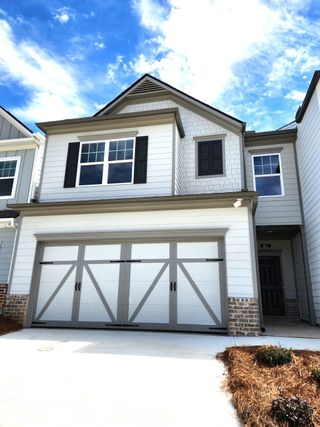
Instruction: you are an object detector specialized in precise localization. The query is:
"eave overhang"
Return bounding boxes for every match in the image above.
[37,108,185,138]
[9,192,258,217]
[244,128,297,147]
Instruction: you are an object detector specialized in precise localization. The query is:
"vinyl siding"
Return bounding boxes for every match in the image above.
[39,124,173,202]
[10,206,257,299]
[0,116,25,140]
[296,84,320,324]
[0,228,16,283]
[119,99,242,194]
[245,143,302,225]
[292,233,309,322]
[0,149,36,209]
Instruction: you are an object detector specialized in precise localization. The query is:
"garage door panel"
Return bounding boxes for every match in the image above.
[37,266,76,321]
[128,263,169,323]
[177,242,218,259]
[78,269,116,322]
[42,246,79,262]
[84,244,121,261]
[177,263,221,326]
[131,243,170,259]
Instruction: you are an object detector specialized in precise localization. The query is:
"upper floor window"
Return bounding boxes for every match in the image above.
[197,139,223,177]
[0,157,20,199]
[78,138,135,186]
[252,153,284,197]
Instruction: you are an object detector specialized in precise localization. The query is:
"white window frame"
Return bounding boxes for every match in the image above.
[252,153,284,197]
[76,138,136,187]
[0,156,21,200]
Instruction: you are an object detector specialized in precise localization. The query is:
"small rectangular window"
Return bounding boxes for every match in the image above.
[0,158,20,198]
[197,140,223,177]
[252,153,283,196]
[107,139,134,184]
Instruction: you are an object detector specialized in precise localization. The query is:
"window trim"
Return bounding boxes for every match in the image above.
[76,138,136,187]
[195,136,226,179]
[0,156,21,200]
[252,152,285,197]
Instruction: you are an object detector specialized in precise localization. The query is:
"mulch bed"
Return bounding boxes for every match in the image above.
[0,317,22,335]
[219,346,320,426]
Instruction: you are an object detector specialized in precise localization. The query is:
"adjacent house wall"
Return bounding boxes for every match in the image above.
[0,149,36,209]
[118,99,242,195]
[0,116,26,140]
[245,142,302,225]
[296,84,320,324]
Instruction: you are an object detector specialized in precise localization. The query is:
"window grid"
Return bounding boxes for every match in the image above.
[0,157,20,199]
[77,138,135,186]
[0,160,17,178]
[252,153,284,197]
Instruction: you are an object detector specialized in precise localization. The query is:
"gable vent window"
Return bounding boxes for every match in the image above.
[197,139,223,177]
[0,157,20,198]
[252,153,284,197]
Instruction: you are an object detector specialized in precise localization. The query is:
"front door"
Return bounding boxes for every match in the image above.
[259,255,285,315]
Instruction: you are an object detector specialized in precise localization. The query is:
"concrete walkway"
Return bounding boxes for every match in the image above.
[0,329,320,427]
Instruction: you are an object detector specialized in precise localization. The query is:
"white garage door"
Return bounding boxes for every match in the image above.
[31,240,226,331]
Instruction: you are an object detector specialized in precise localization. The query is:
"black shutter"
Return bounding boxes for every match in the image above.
[134,136,148,184]
[198,140,223,176]
[64,142,80,188]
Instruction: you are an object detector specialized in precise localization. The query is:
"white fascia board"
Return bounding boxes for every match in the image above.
[0,218,16,229]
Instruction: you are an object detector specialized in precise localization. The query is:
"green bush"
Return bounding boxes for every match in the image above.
[256,345,292,367]
[271,395,313,426]
[311,367,320,385]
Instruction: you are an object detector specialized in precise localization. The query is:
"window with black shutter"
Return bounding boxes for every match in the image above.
[197,139,223,177]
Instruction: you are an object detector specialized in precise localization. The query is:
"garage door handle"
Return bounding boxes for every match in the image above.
[78,282,81,290]
[170,281,173,291]
[173,282,177,292]
[75,282,78,291]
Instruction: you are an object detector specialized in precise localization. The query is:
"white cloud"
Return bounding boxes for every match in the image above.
[54,7,71,24]
[0,18,87,122]
[130,0,320,113]
[94,41,105,49]
[285,90,305,101]
[131,0,284,104]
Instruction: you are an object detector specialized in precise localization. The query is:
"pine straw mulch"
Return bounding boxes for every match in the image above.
[218,346,320,426]
[0,317,21,335]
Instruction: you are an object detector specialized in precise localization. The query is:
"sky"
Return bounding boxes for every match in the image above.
[1,0,320,132]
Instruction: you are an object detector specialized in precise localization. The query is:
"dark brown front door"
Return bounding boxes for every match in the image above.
[259,256,285,316]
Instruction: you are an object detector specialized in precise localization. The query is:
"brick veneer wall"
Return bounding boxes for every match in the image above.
[3,294,29,326]
[228,297,261,336]
[0,284,8,311]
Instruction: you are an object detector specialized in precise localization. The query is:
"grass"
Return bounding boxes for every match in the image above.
[0,317,21,335]
[219,346,320,426]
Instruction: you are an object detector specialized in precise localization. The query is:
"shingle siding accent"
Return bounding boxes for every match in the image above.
[228,297,260,336]
[2,294,29,326]
[119,100,242,195]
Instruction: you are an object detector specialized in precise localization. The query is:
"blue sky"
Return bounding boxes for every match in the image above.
[1,0,320,132]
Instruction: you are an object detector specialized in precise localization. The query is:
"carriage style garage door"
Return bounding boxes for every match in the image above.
[31,240,226,332]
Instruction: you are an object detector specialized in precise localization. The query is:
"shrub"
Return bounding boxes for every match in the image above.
[311,367,320,385]
[256,345,292,367]
[271,395,313,426]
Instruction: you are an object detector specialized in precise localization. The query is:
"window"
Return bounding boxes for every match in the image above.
[0,157,20,198]
[78,138,134,186]
[197,139,223,177]
[252,154,283,196]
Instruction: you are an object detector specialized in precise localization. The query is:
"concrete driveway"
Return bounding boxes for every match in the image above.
[0,329,320,427]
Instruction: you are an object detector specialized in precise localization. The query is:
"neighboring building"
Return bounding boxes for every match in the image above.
[0,107,44,297]
[2,74,318,334]
[295,70,320,326]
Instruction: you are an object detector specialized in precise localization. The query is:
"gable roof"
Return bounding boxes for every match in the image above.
[0,106,33,137]
[295,70,320,123]
[94,74,245,132]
